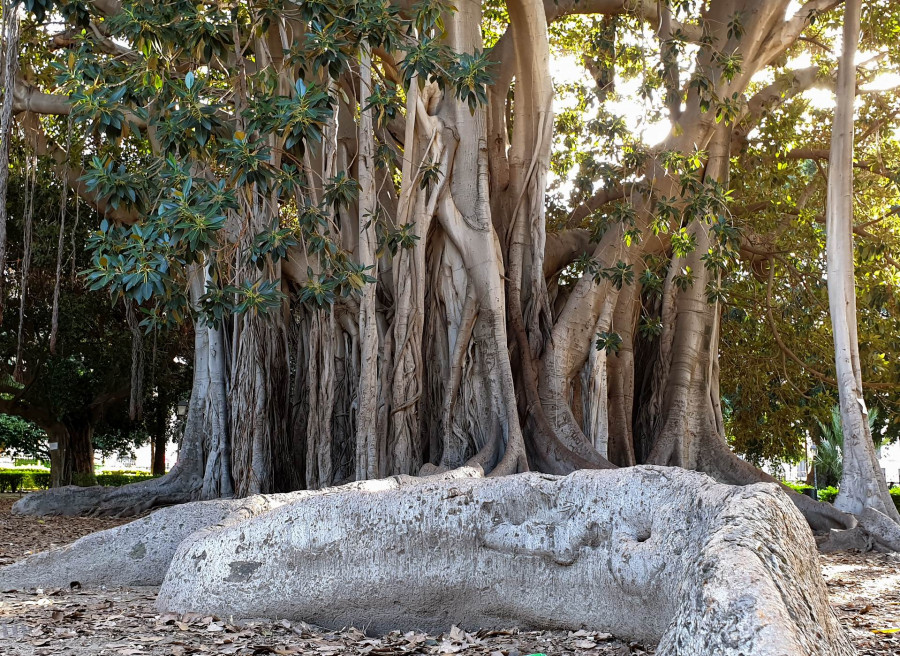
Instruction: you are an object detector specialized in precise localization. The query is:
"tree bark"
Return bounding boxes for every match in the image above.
[356,44,381,481]
[826,0,900,523]
[48,422,95,488]
[152,431,166,476]
[0,3,19,319]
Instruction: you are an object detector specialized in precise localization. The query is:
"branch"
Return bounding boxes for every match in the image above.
[88,0,122,17]
[757,0,845,66]
[564,186,625,229]
[21,116,139,224]
[544,228,592,278]
[732,66,829,149]
[542,0,702,41]
[13,84,71,115]
[780,148,896,182]
[0,396,66,434]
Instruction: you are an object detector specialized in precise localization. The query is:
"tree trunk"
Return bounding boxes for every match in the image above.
[150,398,169,476]
[48,422,95,488]
[0,4,19,317]
[826,0,900,524]
[356,44,381,481]
[152,431,166,476]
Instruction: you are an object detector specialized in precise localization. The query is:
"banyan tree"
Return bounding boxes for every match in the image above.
[2,0,900,542]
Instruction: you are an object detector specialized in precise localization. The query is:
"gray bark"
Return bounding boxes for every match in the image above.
[0,468,483,589]
[356,44,380,481]
[825,0,900,523]
[0,2,18,315]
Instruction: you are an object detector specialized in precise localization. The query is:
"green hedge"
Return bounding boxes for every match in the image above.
[0,469,157,491]
[784,481,900,510]
[0,470,50,492]
[14,458,49,468]
[784,481,814,495]
[95,472,159,486]
[0,472,24,492]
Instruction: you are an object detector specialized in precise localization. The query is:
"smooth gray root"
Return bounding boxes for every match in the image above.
[0,468,483,590]
[0,499,237,589]
[157,467,853,656]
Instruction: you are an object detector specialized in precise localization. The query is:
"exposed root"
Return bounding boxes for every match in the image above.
[0,468,483,591]
[11,468,202,518]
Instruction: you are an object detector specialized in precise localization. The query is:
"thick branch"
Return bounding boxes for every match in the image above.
[732,66,828,149]
[564,186,624,229]
[757,0,845,66]
[544,229,591,278]
[13,84,71,115]
[22,117,139,223]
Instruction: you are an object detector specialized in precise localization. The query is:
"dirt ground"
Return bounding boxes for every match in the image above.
[1,493,898,656]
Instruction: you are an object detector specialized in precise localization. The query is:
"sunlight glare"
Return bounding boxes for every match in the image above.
[860,72,900,92]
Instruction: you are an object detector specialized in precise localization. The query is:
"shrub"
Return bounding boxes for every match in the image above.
[28,472,51,489]
[72,472,98,487]
[0,470,52,490]
[0,472,24,492]
[817,486,839,503]
[96,473,129,486]
[891,487,900,513]
[0,469,157,490]
[95,472,158,486]
[14,458,49,468]
[783,481,814,495]
[97,469,148,476]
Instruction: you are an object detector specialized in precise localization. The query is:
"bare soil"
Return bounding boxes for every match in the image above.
[1,493,898,656]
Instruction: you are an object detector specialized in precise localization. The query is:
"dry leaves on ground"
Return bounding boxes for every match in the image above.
[821,551,900,656]
[0,586,650,656]
[0,494,136,567]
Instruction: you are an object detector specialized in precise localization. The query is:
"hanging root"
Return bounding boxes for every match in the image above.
[49,120,71,353]
[441,282,478,458]
[13,141,36,381]
[125,301,145,421]
[0,2,19,318]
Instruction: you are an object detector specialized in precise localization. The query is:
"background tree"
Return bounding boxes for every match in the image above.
[0,130,191,486]
[824,0,899,527]
[0,413,48,462]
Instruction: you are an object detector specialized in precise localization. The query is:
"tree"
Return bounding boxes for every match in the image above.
[824,0,900,525]
[0,413,48,462]
[4,0,900,548]
[0,127,191,486]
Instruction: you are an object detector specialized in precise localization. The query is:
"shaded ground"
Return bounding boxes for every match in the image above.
[0,493,898,655]
[0,494,133,567]
[822,551,900,655]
